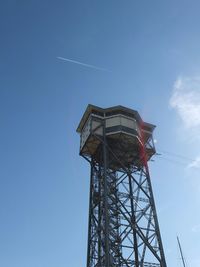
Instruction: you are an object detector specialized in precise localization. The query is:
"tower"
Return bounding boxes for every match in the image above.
[77,105,167,267]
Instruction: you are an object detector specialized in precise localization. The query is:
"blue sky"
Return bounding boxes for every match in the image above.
[1,1,200,266]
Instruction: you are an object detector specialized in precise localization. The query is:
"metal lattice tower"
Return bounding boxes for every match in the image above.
[77,105,167,267]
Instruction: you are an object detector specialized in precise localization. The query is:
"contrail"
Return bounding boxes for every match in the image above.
[57,56,110,72]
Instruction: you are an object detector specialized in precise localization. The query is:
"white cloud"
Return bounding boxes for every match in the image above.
[170,76,200,170]
[192,224,200,233]
[187,156,200,169]
[191,259,200,267]
[170,76,200,129]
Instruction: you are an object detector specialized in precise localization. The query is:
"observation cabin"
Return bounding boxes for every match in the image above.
[77,105,156,170]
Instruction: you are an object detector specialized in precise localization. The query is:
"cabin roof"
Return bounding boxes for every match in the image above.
[76,104,156,133]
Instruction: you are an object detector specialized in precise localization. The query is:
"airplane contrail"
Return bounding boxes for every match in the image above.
[57,56,111,72]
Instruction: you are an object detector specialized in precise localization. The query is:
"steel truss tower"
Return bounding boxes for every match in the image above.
[77,105,167,267]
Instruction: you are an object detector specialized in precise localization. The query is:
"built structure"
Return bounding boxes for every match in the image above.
[77,104,167,267]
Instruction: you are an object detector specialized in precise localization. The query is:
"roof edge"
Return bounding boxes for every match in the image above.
[76,104,156,133]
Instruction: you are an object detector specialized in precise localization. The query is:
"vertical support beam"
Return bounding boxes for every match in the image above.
[97,163,102,266]
[128,173,139,267]
[86,161,93,267]
[102,119,110,267]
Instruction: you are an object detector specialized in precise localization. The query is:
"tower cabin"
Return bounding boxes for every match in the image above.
[77,105,156,170]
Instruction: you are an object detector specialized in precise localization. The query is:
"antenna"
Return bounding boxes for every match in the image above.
[177,236,186,267]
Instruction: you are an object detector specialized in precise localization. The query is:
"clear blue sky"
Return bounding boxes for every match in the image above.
[1,1,200,266]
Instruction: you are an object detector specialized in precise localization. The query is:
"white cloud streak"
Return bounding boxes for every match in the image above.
[191,259,200,267]
[170,76,200,169]
[187,156,200,169]
[170,76,200,129]
[57,56,111,72]
[192,224,200,233]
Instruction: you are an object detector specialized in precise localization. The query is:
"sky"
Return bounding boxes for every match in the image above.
[1,0,200,266]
